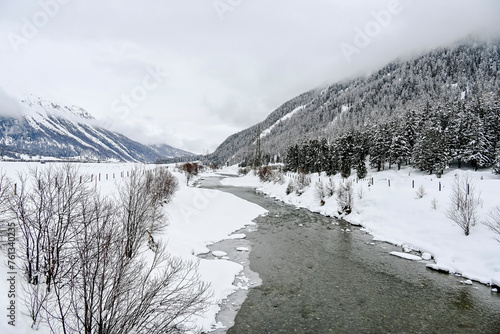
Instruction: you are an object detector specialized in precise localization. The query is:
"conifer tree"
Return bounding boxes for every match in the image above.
[356,158,367,179]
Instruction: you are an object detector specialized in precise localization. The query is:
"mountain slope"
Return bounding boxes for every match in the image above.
[0,97,192,162]
[209,39,500,165]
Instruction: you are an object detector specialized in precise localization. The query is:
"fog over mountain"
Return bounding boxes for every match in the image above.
[1,1,499,153]
[208,39,500,167]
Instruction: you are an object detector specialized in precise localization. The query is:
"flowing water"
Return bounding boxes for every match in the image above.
[201,177,500,334]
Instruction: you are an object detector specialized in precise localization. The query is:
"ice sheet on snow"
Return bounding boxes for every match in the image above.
[390,251,422,261]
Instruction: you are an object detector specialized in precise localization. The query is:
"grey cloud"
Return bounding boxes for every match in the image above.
[0,0,499,152]
[0,87,26,118]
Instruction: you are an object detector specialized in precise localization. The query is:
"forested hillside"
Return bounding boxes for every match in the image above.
[209,39,500,172]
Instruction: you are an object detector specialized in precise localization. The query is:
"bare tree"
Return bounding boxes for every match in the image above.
[9,164,211,334]
[118,167,178,258]
[446,174,480,236]
[484,205,500,243]
[0,171,12,234]
[182,163,198,185]
[54,193,212,334]
[8,164,91,329]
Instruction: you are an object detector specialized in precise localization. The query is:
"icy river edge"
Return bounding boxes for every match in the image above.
[204,175,500,333]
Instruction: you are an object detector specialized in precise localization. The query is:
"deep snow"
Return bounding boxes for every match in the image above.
[0,162,266,334]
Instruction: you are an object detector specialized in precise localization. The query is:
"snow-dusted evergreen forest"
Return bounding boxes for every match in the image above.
[283,93,500,178]
[209,39,500,168]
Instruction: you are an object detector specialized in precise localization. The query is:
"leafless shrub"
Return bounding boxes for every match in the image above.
[0,172,12,235]
[357,186,365,200]
[285,180,295,195]
[295,173,311,195]
[272,170,285,184]
[146,167,179,207]
[415,185,426,198]
[118,167,178,255]
[238,167,250,175]
[258,166,273,182]
[337,180,354,214]
[484,205,500,243]
[446,174,480,236]
[431,198,438,210]
[182,163,199,185]
[325,177,336,198]
[314,180,327,205]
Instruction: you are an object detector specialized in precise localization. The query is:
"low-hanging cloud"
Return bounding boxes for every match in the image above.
[0,0,499,152]
[0,87,26,118]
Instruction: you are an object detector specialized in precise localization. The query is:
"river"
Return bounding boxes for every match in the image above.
[201,176,500,333]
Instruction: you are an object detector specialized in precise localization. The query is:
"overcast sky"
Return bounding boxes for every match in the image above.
[0,0,499,154]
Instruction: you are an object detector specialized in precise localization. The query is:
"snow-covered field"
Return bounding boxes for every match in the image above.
[0,162,266,334]
[221,165,500,288]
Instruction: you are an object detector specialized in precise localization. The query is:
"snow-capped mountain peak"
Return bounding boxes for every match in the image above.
[20,95,95,120]
[0,96,192,162]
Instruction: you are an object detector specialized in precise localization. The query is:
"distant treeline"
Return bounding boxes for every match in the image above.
[284,92,500,177]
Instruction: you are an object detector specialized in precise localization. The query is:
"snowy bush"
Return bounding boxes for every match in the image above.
[258,166,274,182]
[295,173,311,195]
[314,180,327,205]
[484,205,500,243]
[446,174,480,236]
[415,185,426,198]
[238,167,250,175]
[285,180,295,195]
[325,176,336,197]
[337,180,354,214]
[272,169,285,184]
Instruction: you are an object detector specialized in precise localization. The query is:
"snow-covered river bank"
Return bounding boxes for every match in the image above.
[1,162,499,333]
[207,175,500,333]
